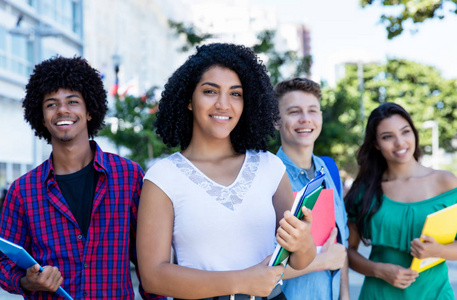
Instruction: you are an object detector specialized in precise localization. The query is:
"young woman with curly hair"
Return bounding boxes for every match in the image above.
[345,102,457,299]
[137,43,316,299]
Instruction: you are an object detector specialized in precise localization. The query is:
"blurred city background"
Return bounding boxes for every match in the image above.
[1,0,457,182]
[0,0,456,298]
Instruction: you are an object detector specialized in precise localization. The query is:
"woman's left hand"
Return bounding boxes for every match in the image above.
[410,235,440,259]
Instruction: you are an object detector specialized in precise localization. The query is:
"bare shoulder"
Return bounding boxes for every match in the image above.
[432,169,457,191]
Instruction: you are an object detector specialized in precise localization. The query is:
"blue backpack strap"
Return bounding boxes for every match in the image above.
[320,156,341,196]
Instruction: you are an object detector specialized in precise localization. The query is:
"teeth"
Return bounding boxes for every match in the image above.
[297,129,312,133]
[396,149,407,154]
[56,121,74,126]
[212,115,229,120]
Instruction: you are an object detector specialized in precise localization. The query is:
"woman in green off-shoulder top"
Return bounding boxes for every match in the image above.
[345,102,457,300]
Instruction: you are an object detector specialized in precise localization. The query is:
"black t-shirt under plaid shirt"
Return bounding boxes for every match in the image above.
[56,161,97,237]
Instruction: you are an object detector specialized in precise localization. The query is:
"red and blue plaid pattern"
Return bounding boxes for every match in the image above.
[0,141,164,299]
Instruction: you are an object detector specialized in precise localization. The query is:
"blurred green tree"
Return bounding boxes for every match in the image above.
[360,0,457,39]
[252,30,312,86]
[99,88,179,169]
[331,59,457,174]
[168,20,213,52]
[361,59,457,152]
[315,79,362,176]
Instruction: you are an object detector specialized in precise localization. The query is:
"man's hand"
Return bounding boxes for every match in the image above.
[320,227,346,270]
[20,264,63,293]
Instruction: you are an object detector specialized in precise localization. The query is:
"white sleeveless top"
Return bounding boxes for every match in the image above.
[144,150,286,271]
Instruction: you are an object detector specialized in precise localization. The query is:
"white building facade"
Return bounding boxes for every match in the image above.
[0,0,83,190]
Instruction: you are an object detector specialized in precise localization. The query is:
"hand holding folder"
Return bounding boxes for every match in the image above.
[410,203,457,273]
[0,237,73,300]
[268,169,326,267]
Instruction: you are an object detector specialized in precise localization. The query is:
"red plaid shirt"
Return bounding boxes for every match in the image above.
[0,141,165,299]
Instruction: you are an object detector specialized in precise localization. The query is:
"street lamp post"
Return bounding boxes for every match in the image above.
[341,60,378,128]
[357,62,365,124]
[112,54,121,98]
[423,120,439,169]
[111,54,121,155]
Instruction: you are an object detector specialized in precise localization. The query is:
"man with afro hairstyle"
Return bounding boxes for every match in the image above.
[0,56,164,300]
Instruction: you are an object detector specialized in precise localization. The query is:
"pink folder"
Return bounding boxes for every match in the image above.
[293,189,335,250]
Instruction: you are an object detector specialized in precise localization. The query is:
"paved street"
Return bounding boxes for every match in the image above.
[1,250,456,299]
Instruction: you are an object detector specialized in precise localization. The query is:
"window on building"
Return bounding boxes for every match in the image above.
[10,34,33,76]
[42,0,82,35]
[72,0,82,34]
[0,162,6,188]
[17,0,37,7]
[12,163,21,182]
[42,0,56,22]
[0,26,6,69]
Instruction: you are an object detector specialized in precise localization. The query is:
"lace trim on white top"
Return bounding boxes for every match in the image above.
[169,152,259,211]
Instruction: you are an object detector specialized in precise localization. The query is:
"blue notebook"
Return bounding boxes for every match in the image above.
[0,237,73,300]
[268,169,325,267]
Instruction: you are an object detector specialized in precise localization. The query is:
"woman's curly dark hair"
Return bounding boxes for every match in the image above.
[22,56,108,143]
[155,43,279,153]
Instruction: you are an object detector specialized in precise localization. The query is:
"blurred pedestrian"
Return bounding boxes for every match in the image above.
[136,43,316,299]
[345,102,457,299]
[0,182,8,208]
[0,56,164,300]
[274,78,349,300]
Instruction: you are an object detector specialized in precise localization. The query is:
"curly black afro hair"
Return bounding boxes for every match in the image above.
[22,56,108,144]
[155,43,279,153]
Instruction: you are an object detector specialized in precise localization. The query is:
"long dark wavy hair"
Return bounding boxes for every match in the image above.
[23,56,108,144]
[344,102,422,242]
[155,43,278,153]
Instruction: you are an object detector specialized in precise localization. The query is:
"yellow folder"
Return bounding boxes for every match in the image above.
[410,203,457,272]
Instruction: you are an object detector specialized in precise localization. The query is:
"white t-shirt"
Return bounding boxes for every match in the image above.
[144,150,286,271]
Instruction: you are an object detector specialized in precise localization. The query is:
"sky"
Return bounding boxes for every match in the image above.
[252,0,457,85]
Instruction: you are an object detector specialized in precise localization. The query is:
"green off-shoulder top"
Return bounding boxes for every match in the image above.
[350,187,457,300]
